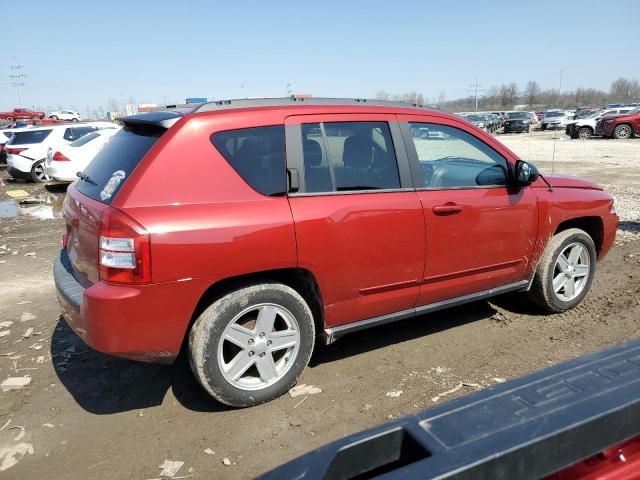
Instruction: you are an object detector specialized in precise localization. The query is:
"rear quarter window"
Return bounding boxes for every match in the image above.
[75,127,161,204]
[211,125,286,196]
[8,129,52,145]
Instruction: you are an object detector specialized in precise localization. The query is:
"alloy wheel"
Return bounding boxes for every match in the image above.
[217,303,300,391]
[552,242,590,302]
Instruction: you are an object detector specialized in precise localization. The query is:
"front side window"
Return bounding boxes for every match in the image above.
[408,122,509,189]
[300,121,400,193]
[212,125,286,196]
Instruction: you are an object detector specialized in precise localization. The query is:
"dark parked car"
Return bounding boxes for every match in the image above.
[504,111,531,133]
[54,97,618,407]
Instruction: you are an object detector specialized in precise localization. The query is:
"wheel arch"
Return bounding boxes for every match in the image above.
[554,216,604,257]
[188,268,325,345]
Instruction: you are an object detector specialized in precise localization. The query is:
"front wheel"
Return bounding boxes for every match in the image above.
[189,283,315,407]
[613,124,632,139]
[50,115,59,120]
[577,127,593,140]
[527,228,596,313]
[6,116,13,122]
[71,118,79,122]
[30,159,50,183]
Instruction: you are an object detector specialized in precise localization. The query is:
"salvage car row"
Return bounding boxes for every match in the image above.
[0,121,119,182]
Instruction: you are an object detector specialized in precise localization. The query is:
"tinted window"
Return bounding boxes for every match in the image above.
[301,121,400,193]
[70,131,100,147]
[63,126,96,142]
[408,122,508,189]
[212,125,286,196]
[9,129,52,145]
[508,112,528,119]
[76,127,161,204]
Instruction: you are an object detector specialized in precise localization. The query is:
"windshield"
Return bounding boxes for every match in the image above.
[508,112,528,119]
[70,131,100,147]
[466,115,483,122]
[545,111,563,118]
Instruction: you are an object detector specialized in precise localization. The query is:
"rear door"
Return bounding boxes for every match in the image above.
[398,114,538,305]
[285,114,425,328]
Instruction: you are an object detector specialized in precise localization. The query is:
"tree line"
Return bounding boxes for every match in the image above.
[376,77,640,112]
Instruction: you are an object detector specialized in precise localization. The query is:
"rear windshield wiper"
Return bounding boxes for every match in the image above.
[76,172,97,186]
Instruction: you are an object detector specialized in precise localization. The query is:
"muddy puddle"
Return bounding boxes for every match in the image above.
[0,191,66,220]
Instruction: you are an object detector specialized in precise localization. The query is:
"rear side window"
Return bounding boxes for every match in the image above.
[75,127,161,204]
[64,126,96,142]
[212,125,286,196]
[301,121,400,193]
[9,129,52,145]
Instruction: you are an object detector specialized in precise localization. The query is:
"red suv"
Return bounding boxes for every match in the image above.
[597,107,640,139]
[54,98,618,407]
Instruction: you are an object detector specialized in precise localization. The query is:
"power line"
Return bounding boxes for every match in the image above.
[467,77,485,112]
[9,57,26,107]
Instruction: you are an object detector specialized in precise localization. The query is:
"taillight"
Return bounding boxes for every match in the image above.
[0,144,5,152]
[99,207,151,285]
[52,151,70,161]
[7,147,27,155]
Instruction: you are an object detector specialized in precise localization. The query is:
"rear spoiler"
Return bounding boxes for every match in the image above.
[260,339,640,479]
[116,109,193,130]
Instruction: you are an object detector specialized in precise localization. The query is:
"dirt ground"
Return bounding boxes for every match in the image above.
[0,130,639,479]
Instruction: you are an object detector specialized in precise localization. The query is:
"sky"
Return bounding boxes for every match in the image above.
[2,0,639,114]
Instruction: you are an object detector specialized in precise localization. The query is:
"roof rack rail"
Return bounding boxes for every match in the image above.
[194,96,439,113]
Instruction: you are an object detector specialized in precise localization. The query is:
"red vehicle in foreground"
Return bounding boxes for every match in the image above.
[54,98,618,407]
[0,107,45,122]
[597,108,640,139]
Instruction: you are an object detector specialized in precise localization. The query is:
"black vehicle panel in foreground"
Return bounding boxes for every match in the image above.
[260,339,640,479]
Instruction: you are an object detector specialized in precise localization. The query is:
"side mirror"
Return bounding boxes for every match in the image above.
[514,160,540,187]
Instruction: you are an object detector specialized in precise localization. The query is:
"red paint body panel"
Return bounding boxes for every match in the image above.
[54,103,619,362]
[600,111,640,136]
[546,436,640,480]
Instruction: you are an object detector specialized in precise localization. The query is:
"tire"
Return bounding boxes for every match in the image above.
[6,116,13,122]
[527,228,596,313]
[577,127,592,140]
[71,118,78,123]
[526,127,530,133]
[30,159,50,183]
[189,283,315,407]
[541,124,547,131]
[613,124,632,139]
[50,115,59,120]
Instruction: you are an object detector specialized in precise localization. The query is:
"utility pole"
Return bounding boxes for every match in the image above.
[467,77,484,112]
[9,58,26,107]
[286,82,292,97]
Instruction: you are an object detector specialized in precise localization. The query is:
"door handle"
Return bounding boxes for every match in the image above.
[432,203,463,215]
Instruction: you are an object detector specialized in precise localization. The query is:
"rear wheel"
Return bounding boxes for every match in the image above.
[6,116,13,122]
[527,228,596,313]
[613,124,632,139]
[71,118,78,123]
[577,127,593,140]
[189,283,315,407]
[30,159,50,183]
[50,115,59,120]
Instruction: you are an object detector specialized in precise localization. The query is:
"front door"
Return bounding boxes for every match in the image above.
[285,114,425,327]
[399,115,539,306]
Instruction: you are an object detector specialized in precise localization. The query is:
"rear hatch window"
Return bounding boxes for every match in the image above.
[75,127,161,204]
[9,129,52,145]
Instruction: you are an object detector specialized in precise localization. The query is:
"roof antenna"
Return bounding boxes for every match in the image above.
[551,68,563,174]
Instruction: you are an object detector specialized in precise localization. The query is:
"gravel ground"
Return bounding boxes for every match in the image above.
[0,131,639,479]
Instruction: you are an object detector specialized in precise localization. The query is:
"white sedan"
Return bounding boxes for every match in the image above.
[45,127,120,182]
[48,110,81,122]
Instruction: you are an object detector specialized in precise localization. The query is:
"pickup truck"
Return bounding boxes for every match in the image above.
[261,340,640,479]
[0,108,45,122]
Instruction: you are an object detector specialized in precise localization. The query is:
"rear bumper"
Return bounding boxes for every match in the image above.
[54,250,205,363]
[45,161,77,182]
[7,166,30,179]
